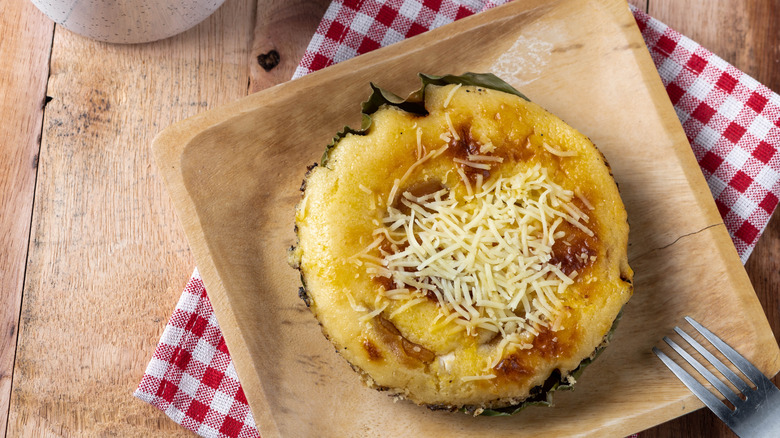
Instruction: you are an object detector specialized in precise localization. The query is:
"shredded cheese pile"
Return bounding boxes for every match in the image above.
[360,162,593,353]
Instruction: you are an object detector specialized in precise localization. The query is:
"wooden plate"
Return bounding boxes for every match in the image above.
[152,0,780,436]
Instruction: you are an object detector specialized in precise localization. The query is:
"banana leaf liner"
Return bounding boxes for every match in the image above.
[321,72,528,166]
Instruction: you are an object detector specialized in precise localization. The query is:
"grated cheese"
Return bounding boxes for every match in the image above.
[453,158,492,170]
[575,188,595,210]
[443,84,462,108]
[389,297,426,318]
[416,127,423,160]
[456,167,473,196]
[467,154,504,163]
[359,161,593,354]
[479,141,497,154]
[461,374,496,382]
[543,142,578,157]
[444,112,460,141]
[359,303,388,322]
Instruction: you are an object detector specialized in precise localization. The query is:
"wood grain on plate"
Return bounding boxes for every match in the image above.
[637,0,780,435]
[1,0,775,436]
[151,0,780,436]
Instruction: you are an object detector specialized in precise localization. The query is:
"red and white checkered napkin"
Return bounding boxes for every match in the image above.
[134,269,259,438]
[135,2,780,437]
[632,8,780,262]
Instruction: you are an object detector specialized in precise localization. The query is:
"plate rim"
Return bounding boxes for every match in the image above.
[151,0,780,436]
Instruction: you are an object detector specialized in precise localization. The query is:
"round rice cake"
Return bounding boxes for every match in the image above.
[291,76,633,414]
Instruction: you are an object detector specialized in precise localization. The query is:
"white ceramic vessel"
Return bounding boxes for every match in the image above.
[31,0,226,44]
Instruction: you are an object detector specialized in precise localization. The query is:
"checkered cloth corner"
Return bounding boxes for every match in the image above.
[134,269,259,438]
[138,2,780,437]
[293,0,509,79]
[632,7,780,263]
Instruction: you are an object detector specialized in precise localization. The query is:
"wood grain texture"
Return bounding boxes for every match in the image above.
[627,0,648,12]
[643,1,780,437]
[6,1,256,435]
[249,0,331,92]
[0,1,54,436]
[151,0,779,436]
[3,0,777,436]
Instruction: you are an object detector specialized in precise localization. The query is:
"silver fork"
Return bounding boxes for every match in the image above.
[653,316,780,438]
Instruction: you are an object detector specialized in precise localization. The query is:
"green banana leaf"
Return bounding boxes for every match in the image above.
[321,72,529,166]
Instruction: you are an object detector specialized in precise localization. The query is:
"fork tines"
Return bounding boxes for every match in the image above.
[653,316,780,438]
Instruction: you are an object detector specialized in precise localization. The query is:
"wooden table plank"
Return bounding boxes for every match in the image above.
[3,0,777,436]
[642,1,780,437]
[5,1,257,435]
[0,1,54,435]
[248,0,331,92]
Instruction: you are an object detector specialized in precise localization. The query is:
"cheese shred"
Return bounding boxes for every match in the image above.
[443,84,462,108]
[361,160,594,362]
[461,374,497,382]
[543,142,578,157]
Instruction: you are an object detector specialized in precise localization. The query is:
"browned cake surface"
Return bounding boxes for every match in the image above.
[293,83,633,411]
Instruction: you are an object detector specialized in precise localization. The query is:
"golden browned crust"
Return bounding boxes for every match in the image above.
[292,83,632,412]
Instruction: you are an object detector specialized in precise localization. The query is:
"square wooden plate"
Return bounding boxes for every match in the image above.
[152,0,780,436]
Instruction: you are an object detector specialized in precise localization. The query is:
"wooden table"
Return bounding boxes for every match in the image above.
[1,0,777,436]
